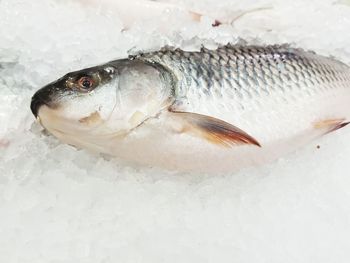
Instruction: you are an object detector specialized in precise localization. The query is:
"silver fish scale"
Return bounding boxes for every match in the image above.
[139,45,350,108]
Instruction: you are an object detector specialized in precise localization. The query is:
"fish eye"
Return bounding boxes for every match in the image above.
[78,76,94,90]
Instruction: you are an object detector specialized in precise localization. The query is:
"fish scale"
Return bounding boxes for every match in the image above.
[140,45,350,110]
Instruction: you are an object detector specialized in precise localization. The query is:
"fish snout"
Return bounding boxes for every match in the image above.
[30,85,56,118]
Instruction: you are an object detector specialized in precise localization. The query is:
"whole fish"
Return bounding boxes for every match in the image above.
[76,0,267,30]
[31,45,350,172]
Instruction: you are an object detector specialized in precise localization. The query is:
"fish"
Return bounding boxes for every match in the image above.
[79,0,203,30]
[30,44,350,172]
[75,0,271,30]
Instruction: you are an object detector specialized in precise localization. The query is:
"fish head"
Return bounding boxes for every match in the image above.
[31,59,173,150]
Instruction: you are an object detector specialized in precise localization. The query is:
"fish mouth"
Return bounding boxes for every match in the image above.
[30,95,47,118]
[30,85,56,118]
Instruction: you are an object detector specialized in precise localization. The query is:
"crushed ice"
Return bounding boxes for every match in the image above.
[1,0,350,262]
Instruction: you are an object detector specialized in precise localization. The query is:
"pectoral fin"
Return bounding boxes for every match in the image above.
[169,111,261,148]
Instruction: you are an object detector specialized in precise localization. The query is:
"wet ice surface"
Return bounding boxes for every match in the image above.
[1,0,350,262]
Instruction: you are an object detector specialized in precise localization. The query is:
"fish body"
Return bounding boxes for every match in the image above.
[31,45,350,172]
[76,0,264,30]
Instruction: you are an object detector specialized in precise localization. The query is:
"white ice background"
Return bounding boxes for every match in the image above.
[1,0,350,262]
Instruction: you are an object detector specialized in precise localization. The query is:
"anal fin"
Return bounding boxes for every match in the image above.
[169,111,261,148]
[314,118,350,134]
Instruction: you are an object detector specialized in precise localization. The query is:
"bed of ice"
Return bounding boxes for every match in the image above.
[1,0,350,262]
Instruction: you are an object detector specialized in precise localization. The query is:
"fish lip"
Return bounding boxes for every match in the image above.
[30,92,51,118]
[30,82,60,118]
